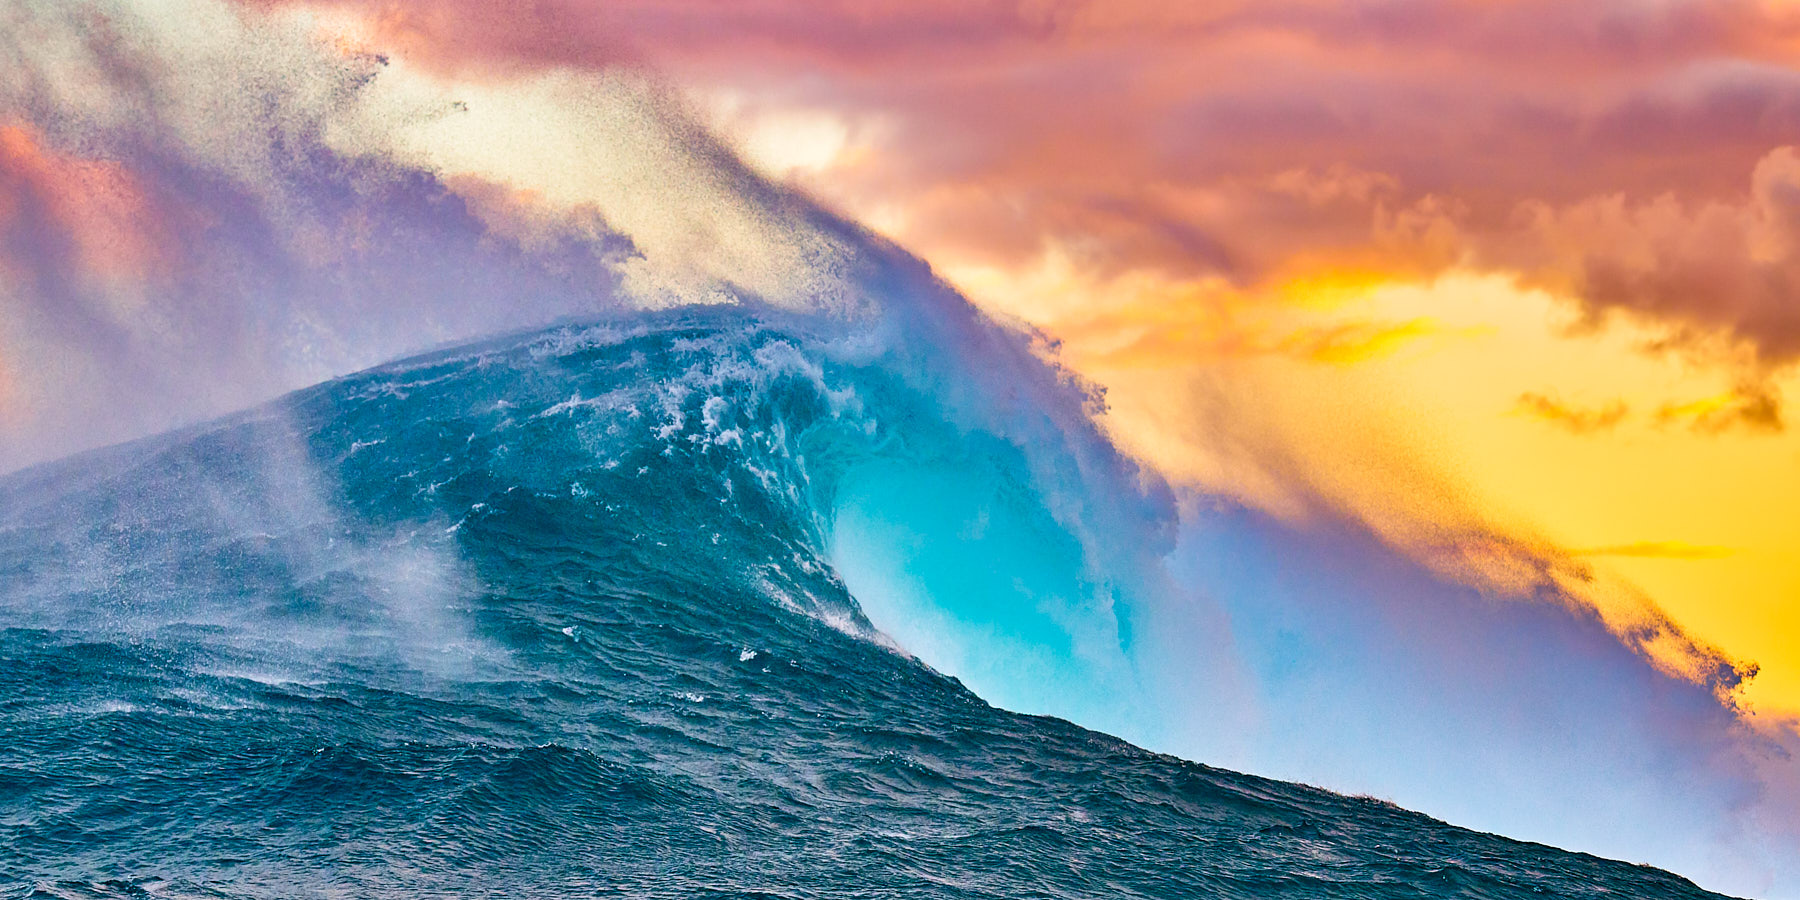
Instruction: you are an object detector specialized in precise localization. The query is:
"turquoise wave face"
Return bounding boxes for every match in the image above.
[0,309,1728,898]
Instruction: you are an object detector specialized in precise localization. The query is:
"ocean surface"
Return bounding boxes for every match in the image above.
[0,308,1731,899]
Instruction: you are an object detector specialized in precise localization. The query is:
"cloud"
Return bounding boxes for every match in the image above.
[1502,147,1800,368]
[1513,392,1629,434]
[1512,382,1784,439]
[232,1,1800,387]
[262,1,1800,78]
[1067,309,1445,369]
[1653,380,1786,434]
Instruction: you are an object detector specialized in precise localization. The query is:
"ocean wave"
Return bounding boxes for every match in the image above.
[0,307,1730,898]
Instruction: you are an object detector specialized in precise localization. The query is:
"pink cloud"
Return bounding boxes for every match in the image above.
[266,0,1800,364]
[1501,147,1800,365]
[261,0,1800,369]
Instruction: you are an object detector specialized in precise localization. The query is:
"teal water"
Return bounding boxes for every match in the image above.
[0,309,1730,899]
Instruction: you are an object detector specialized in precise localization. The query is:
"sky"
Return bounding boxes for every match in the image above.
[2,0,1798,895]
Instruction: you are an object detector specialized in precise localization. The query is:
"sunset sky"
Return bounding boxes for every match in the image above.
[3,1,1799,894]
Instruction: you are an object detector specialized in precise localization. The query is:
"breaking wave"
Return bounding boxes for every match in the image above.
[0,305,1731,899]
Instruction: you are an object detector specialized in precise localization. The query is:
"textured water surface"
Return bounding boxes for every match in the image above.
[0,310,1729,899]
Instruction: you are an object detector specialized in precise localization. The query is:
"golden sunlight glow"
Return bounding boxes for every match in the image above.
[937,253,1800,725]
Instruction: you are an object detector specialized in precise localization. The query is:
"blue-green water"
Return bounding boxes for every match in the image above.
[0,309,1729,898]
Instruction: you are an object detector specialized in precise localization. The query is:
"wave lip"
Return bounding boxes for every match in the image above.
[0,310,1736,899]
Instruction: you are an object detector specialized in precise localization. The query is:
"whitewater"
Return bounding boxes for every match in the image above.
[0,305,1732,899]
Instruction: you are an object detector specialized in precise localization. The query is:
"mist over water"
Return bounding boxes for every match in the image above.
[0,1,1797,897]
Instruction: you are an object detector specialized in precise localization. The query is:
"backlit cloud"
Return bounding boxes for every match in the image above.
[1513,393,1630,434]
[1654,381,1786,433]
[262,1,1800,377]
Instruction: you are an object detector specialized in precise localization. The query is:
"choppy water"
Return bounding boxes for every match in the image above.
[0,309,1729,899]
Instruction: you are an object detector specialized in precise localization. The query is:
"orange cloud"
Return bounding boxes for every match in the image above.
[1500,148,1800,368]
[1513,393,1629,434]
[1054,299,1443,370]
[1653,381,1785,434]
